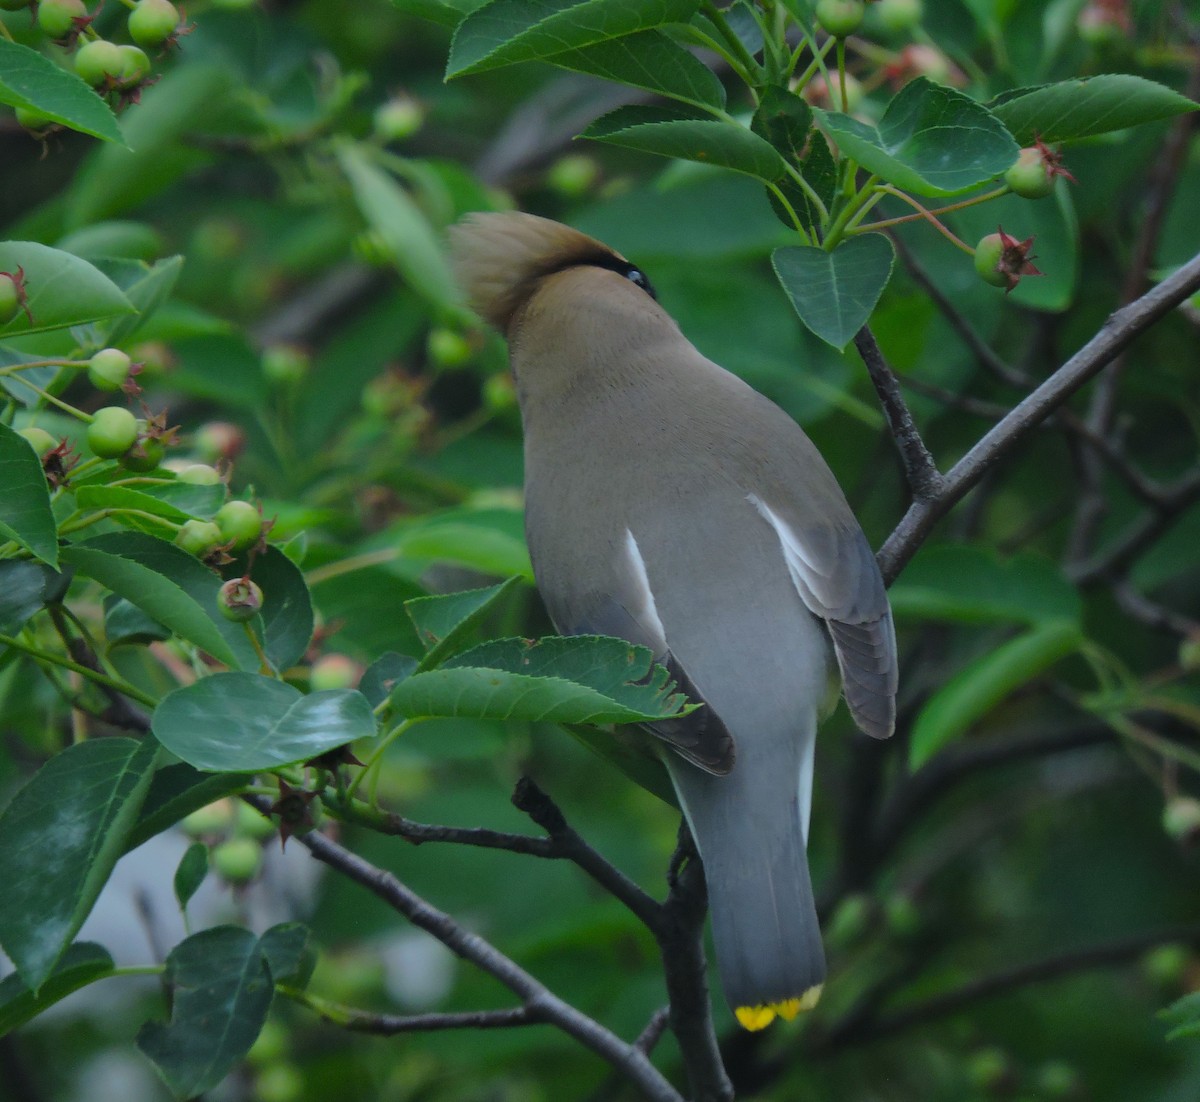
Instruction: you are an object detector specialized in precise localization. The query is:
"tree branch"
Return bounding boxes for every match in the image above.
[855,327,945,501]
[658,824,734,1102]
[877,249,1200,584]
[814,923,1200,1052]
[260,799,684,1102]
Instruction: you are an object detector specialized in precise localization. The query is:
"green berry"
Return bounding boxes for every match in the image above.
[974,233,1009,288]
[825,893,872,950]
[1162,796,1200,843]
[87,347,132,391]
[546,154,600,198]
[218,577,263,621]
[1005,146,1055,199]
[967,1048,1012,1092]
[883,892,920,938]
[14,106,55,132]
[116,44,151,87]
[236,800,278,841]
[426,327,474,369]
[0,273,19,324]
[815,0,864,37]
[1034,1061,1080,1099]
[181,799,236,837]
[120,431,165,472]
[75,39,124,87]
[215,499,262,551]
[1180,638,1200,671]
[1143,942,1190,988]
[211,837,262,884]
[127,0,178,47]
[482,373,517,414]
[255,1063,304,1102]
[86,406,139,458]
[210,0,255,8]
[874,0,922,33]
[261,344,309,385]
[174,519,222,557]
[177,463,222,485]
[17,426,58,457]
[373,95,424,142]
[36,0,86,38]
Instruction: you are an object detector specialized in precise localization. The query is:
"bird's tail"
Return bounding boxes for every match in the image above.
[665,738,825,1030]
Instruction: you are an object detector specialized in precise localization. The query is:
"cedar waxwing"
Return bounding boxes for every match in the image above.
[448,212,897,1030]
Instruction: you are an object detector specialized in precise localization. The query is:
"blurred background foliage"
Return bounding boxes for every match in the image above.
[1,0,1200,1100]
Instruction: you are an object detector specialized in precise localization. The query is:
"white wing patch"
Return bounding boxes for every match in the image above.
[747,494,842,614]
[622,528,669,650]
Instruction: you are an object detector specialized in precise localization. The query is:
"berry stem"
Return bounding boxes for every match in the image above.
[241,621,277,678]
[855,185,1011,232]
[2,375,92,420]
[701,0,764,86]
[836,38,849,112]
[863,185,978,254]
[345,717,416,804]
[824,174,881,249]
[0,630,159,708]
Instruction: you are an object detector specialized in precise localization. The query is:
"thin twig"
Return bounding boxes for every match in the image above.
[1112,578,1200,638]
[877,249,1200,584]
[255,797,685,1102]
[635,1007,672,1054]
[854,327,945,501]
[813,924,1200,1051]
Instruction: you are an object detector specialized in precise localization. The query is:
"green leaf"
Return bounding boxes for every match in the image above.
[0,560,53,635]
[360,652,419,708]
[817,78,1019,197]
[0,242,134,339]
[75,484,197,528]
[752,86,833,232]
[259,922,314,988]
[0,423,57,568]
[561,722,676,805]
[337,143,461,310]
[0,39,124,144]
[392,0,484,26]
[137,926,274,1098]
[992,75,1200,146]
[909,620,1083,769]
[772,234,895,349]
[548,30,724,110]
[389,635,696,724]
[124,766,250,853]
[581,105,787,183]
[88,255,185,348]
[1161,991,1200,1041]
[152,673,377,772]
[405,577,522,670]
[447,0,700,77]
[60,536,242,669]
[888,545,1082,625]
[0,943,115,1038]
[0,737,159,992]
[174,843,209,911]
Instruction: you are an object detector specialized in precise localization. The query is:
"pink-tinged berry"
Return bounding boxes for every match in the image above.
[802,72,864,113]
[214,499,262,551]
[974,228,1042,293]
[87,347,132,391]
[1078,0,1130,48]
[36,0,87,39]
[74,38,124,87]
[815,0,864,37]
[195,420,245,462]
[373,95,424,142]
[127,0,179,47]
[310,654,362,692]
[86,406,139,458]
[218,576,263,621]
[174,519,222,557]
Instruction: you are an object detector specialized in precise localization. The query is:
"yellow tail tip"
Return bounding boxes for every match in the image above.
[735,985,824,1031]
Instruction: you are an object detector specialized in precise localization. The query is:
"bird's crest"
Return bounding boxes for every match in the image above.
[448,212,625,332]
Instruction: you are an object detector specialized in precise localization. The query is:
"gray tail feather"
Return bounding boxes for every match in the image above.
[666,758,826,1011]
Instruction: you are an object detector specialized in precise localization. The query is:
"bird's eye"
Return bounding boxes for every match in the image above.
[623,267,656,299]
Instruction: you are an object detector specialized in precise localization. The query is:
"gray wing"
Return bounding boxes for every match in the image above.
[748,495,897,740]
[542,529,736,775]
